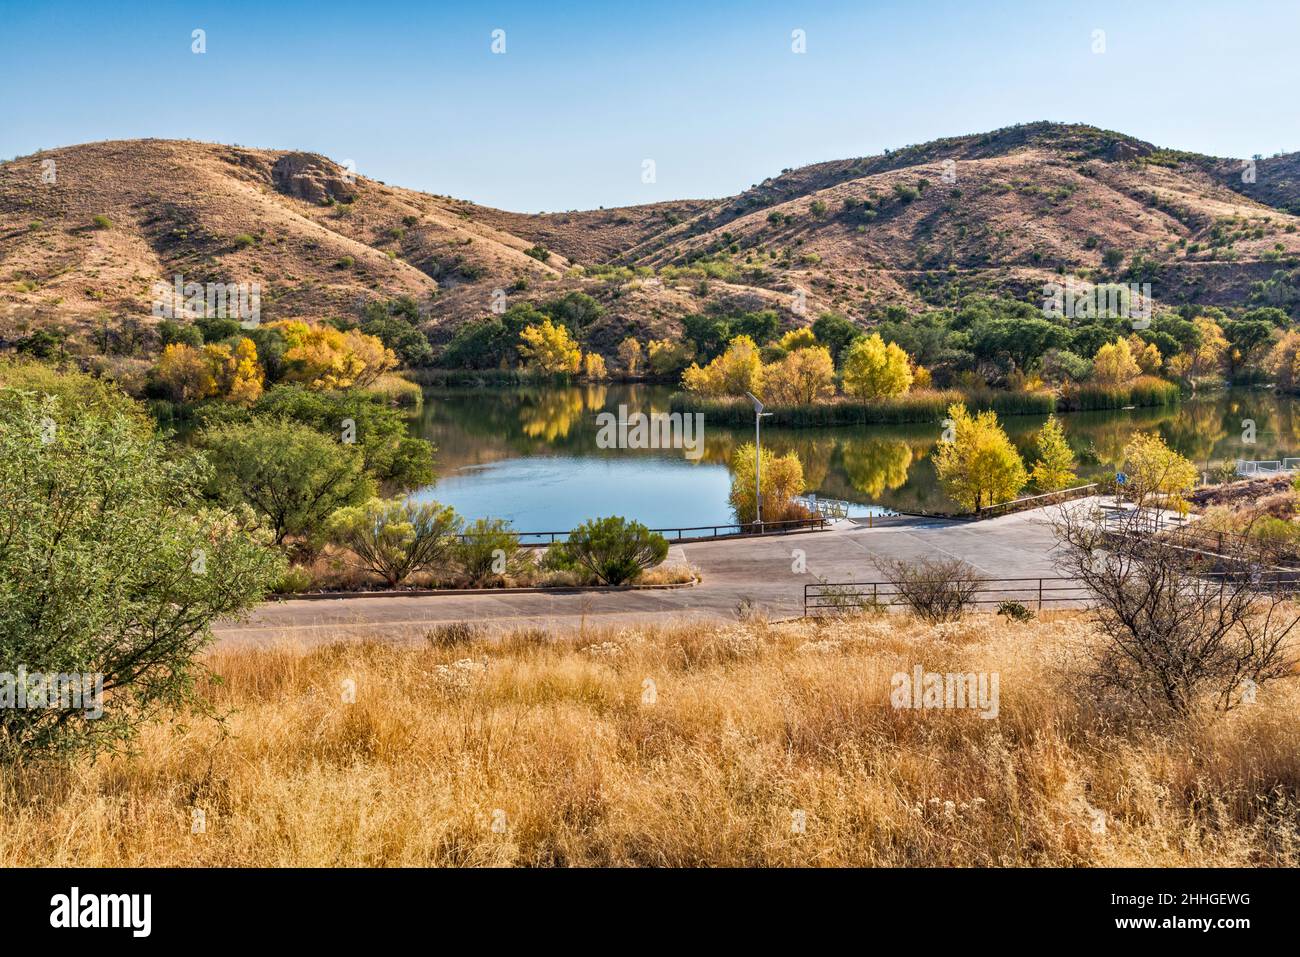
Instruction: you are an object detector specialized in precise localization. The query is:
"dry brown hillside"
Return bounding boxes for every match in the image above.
[3,123,1299,356]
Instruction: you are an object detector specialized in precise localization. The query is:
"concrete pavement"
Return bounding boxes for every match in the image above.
[214,503,1071,646]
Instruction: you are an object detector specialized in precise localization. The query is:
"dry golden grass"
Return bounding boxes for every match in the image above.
[2,611,1297,867]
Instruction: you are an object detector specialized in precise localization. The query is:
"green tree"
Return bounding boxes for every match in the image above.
[197,418,375,550]
[932,403,1028,511]
[812,312,862,363]
[1029,415,1077,492]
[0,390,282,761]
[326,497,461,587]
[545,517,668,585]
[252,384,435,491]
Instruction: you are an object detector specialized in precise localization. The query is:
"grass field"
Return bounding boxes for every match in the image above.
[2,612,1296,867]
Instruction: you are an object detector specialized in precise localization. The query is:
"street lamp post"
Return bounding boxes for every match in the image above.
[745,392,772,529]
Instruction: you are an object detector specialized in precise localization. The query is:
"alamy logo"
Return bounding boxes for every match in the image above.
[151,274,261,327]
[0,667,103,719]
[595,405,704,460]
[891,664,999,719]
[1042,280,1152,324]
[50,887,151,937]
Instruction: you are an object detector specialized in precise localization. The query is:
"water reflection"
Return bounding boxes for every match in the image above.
[406,384,1299,526]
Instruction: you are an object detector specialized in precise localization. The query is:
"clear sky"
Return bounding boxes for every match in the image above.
[2,0,1297,212]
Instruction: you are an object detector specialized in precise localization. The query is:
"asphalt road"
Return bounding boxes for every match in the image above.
[214,504,1071,647]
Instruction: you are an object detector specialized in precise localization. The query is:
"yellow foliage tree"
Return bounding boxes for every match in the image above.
[777,327,818,352]
[1167,317,1228,384]
[840,333,913,400]
[931,403,1028,511]
[518,319,582,375]
[1092,338,1141,384]
[728,443,806,525]
[617,337,643,375]
[681,335,764,398]
[763,345,836,405]
[1265,330,1300,393]
[155,343,217,403]
[1028,415,1077,492]
[1121,431,1198,507]
[646,339,693,376]
[269,320,395,390]
[582,352,608,380]
[226,337,264,405]
[1126,335,1163,375]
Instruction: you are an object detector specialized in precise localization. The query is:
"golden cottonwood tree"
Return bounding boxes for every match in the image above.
[841,334,913,400]
[1028,415,1077,492]
[681,335,764,397]
[932,403,1027,511]
[763,345,836,405]
[518,319,581,374]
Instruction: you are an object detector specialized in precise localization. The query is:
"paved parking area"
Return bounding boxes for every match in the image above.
[213,504,1072,646]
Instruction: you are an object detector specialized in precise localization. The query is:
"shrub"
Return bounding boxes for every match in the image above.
[326,497,461,587]
[545,517,668,585]
[875,557,986,623]
[0,391,282,761]
[1053,506,1298,715]
[91,215,113,229]
[997,600,1035,622]
[425,621,486,647]
[456,518,528,586]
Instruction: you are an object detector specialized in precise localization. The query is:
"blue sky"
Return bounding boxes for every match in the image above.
[2,0,1297,211]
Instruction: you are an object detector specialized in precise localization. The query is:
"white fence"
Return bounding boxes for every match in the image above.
[1236,458,1300,476]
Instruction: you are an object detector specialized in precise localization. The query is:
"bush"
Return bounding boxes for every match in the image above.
[274,565,315,594]
[425,621,486,647]
[0,390,283,762]
[997,600,1034,622]
[456,518,529,586]
[545,517,668,585]
[875,557,986,623]
[326,497,461,587]
[91,215,113,229]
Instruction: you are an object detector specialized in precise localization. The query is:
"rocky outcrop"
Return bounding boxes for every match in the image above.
[272,152,358,205]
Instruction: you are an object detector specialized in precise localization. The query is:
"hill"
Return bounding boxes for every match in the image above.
[3,123,1299,356]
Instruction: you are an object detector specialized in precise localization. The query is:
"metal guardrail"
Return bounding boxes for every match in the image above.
[804,577,1090,616]
[890,483,1099,522]
[459,517,831,547]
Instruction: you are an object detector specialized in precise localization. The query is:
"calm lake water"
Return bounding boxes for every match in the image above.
[405,384,1300,532]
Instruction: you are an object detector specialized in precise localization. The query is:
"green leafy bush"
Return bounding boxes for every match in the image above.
[0,390,282,761]
[326,497,461,587]
[544,517,668,585]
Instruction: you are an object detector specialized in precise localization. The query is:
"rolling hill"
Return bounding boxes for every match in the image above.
[3,122,1299,357]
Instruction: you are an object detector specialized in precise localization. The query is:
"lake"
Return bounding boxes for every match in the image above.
[405,384,1300,532]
